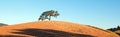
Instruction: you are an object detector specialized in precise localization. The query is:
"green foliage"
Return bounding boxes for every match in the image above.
[38,10,60,21]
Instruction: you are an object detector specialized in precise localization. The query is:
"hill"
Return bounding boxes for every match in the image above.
[0,21,119,37]
[107,26,120,36]
[115,30,120,35]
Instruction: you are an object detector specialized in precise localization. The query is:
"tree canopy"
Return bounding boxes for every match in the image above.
[38,10,59,21]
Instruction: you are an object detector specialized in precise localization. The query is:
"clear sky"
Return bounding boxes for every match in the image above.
[0,0,120,29]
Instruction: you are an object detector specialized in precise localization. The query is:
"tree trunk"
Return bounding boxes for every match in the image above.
[49,16,51,21]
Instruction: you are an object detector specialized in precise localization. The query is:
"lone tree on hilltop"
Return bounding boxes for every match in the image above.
[38,10,60,21]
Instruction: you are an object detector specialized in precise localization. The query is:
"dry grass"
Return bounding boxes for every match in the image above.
[87,25,120,37]
[0,21,119,37]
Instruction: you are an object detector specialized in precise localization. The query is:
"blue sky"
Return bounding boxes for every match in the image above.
[0,0,120,29]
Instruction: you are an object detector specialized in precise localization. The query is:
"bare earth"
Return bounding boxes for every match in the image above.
[0,21,119,37]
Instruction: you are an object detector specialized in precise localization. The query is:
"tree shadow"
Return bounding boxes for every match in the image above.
[9,28,95,37]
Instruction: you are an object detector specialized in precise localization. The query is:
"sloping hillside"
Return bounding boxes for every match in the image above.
[107,26,120,36]
[0,21,119,37]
